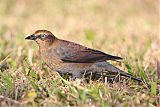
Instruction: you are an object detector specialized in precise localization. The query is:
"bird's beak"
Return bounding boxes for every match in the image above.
[25,34,37,40]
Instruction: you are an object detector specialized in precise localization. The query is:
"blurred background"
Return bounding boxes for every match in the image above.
[0,0,159,68]
[0,0,159,106]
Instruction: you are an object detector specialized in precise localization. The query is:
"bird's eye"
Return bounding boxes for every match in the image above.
[41,34,46,39]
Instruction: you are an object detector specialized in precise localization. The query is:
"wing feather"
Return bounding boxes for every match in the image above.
[56,40,122,63]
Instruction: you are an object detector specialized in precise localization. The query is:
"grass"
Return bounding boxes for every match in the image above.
[0,0,159,106]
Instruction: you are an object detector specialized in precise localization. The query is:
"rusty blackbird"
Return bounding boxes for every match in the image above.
[25,30,143,82]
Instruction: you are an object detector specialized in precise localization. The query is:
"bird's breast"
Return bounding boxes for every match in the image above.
[39,48,62,69]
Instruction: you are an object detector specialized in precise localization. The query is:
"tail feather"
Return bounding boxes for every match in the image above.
[119,71,143,82]
[103,62,143,82]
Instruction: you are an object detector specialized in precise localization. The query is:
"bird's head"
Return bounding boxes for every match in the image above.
[25,30,56,47]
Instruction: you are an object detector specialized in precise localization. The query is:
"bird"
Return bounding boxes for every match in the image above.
[25,30,143,82]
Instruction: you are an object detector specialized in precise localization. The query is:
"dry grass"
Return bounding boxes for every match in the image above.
[0,0,159,106]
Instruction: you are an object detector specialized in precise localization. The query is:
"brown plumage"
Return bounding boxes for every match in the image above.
[25,30,143,82]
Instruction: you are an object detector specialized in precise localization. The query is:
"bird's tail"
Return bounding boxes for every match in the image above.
[118,70,143,82]
[103,63,159,94]
[103,63,144,83]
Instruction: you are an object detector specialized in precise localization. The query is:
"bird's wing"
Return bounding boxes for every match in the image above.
[56,41,122,63]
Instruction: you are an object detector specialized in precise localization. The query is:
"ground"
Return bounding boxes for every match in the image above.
[0,0,159,107]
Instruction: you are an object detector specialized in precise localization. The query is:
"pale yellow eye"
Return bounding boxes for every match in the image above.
[41,34,46,39]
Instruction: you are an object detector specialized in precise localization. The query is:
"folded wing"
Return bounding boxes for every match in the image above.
[56,40,122,63]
